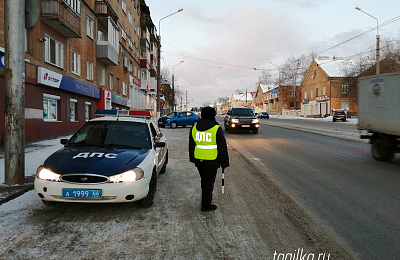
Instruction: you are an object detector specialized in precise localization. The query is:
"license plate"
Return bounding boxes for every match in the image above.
[241,125,250,127]
[62,189,102,199]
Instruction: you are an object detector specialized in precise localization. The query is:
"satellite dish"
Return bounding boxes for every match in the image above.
[25,0,39,29]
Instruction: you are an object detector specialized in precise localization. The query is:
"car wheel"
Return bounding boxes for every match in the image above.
[371,135,395,162]
[160,151,168,174]
[253,129,259,134]
[170,122,178,129]
[140,170,157,207]
[229,127,235,134]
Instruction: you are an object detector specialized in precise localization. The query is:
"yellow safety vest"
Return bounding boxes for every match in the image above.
[192,125,219,160]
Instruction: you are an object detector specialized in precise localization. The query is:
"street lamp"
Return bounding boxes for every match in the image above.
[156,8,183,118]
[172,61,184,111]
[355,7,380,74]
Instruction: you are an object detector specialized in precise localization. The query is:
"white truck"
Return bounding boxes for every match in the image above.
[358,72,400,161]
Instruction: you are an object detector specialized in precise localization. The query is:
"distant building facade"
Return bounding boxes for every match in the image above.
[0,0,158,147]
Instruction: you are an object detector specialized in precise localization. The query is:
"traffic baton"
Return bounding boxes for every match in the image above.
[222,168,225,194]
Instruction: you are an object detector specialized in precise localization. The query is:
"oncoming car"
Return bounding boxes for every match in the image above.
[158,111,200,128]
[257,112,270,119]
[34,110,168,207]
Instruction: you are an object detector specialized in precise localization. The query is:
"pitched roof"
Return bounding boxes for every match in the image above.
[232,92,253,101]
[315,57,352,77]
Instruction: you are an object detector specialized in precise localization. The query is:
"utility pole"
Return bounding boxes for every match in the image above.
[5,1,26,185]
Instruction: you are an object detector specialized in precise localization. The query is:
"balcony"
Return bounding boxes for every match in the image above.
[140,38,150,52]
[95,0,118,24]
[97,42,119,66]
[41,0,81,38]
[140,59,150,69]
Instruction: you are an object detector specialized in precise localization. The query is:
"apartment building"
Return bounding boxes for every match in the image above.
[0,0,158,146]
[301,57,357,118]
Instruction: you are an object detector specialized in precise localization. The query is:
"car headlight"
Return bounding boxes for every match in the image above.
[36,166,61,182]
[252,119,259,123]
[231,119,239,123]
[109,168,144,183]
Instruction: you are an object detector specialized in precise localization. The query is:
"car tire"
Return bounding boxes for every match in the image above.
[229,127,235,134]
[253,129,259,134]
[140,170,157,207]
[160,151,168,174]
[371,135,395,162]
[170,122,178,129]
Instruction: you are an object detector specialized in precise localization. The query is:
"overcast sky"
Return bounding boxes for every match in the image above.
[145,0,400,108]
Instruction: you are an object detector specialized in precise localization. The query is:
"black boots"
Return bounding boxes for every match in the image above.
[201,204,217,211]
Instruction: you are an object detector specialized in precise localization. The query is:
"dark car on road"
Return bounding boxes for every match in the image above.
[224,107,260,134]
[158,111,200,128]
[332,109,346,122]
[257,112,270,119]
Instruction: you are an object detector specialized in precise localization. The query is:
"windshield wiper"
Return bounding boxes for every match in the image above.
[104,143,146,150]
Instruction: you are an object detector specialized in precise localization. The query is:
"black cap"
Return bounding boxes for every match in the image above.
[201,107,216,120]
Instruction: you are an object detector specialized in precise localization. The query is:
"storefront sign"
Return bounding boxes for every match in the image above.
[37,67,100,99]
[60,76,100,99]
[37,67,62,88]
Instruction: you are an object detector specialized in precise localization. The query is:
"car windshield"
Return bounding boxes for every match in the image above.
[335,112,345,115]
[67,121,152,149]
[167,112,178,117]
[232,108,253,116]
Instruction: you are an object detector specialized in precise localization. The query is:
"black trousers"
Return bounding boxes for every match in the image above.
[196,167,218,208]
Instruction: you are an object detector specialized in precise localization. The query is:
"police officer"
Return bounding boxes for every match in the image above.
[189,107,229,211]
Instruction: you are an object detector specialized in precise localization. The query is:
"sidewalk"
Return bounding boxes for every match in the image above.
[0,137,67,205]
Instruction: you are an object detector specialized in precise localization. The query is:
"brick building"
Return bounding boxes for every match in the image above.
[0,0,158,146]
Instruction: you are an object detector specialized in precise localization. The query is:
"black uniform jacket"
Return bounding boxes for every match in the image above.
[189,118,229,169]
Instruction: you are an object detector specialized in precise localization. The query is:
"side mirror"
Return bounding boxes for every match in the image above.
[60,139,68,145]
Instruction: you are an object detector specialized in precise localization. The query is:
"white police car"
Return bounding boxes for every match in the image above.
[34,110,168,207]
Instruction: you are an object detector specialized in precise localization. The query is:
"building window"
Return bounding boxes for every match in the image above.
[70,99,77,121]
[99,67,105,86]
[290,102,295,108]
[64,0,81,14]
[43,94,60,121]
[121,0,127,13]
[128,10,133,25]
[109,74,114,90]
[86,17,94,39]
[85,102,91,121]
[86,60,93,81]
[123,82,127,96]
[45,36,63,68]
[71,51,80,75]
[323,86,326,96]
[342,85,349,94]
[116,78,120,93]
[304,91,307,99]
[289,90,295,97]
[311,90,314,98]
[121,27,127,41]
[316,88,319,97]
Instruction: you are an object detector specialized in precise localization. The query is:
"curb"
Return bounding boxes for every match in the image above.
[0,176,35,206]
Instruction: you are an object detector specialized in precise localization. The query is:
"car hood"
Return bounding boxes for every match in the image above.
[43,147,150,176]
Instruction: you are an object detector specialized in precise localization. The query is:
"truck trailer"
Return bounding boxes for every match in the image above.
[358,72,400,161]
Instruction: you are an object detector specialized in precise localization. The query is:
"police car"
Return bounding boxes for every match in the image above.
[34,110,168,207]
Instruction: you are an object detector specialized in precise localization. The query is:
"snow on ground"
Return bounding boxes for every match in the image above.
[0,136,70,184]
